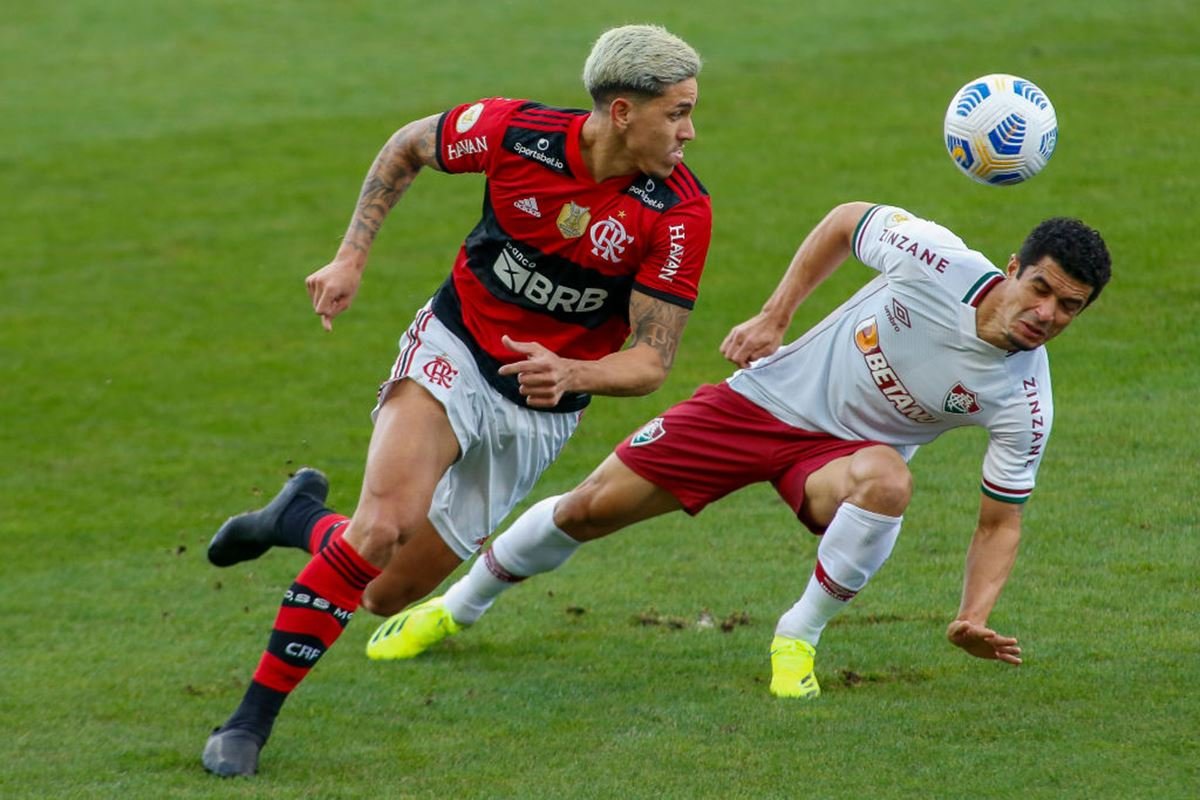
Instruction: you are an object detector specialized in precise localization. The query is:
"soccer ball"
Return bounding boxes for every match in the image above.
[943,73,1058,185]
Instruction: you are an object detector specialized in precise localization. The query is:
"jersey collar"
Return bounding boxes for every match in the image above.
[565,113,592,183]
[566,113,647,189]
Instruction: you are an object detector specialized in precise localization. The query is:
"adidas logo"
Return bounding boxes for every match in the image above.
[514,197,541,218]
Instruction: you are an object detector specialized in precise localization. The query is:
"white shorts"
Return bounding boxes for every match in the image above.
[373,305,582,559]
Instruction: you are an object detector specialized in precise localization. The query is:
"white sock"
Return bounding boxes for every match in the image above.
[443,495,580,625]
[774,502,902,646]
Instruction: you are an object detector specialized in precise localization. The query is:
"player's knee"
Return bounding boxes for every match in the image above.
[552,484,617,541]
[348,511,424,561]
[847,448,912,515]
[857,475,911,515]
[552,489,595,535]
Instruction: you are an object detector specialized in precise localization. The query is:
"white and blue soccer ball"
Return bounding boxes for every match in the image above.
[943,73,1058,185]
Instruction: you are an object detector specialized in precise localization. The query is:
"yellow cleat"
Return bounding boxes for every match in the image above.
[769,635,821,699]
[366,596,463,660]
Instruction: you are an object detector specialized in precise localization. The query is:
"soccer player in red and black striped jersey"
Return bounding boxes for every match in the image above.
[202,24,712,777]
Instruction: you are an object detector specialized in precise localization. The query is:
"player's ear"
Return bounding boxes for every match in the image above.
[610,97,634,130]
[1006,254,1020,277]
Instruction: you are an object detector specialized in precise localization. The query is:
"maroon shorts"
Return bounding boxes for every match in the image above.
[614,382,882,533]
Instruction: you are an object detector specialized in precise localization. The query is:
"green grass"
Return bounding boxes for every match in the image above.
[2,1,1198,797]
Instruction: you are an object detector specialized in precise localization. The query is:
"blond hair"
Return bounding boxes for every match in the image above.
[582,24,701,104]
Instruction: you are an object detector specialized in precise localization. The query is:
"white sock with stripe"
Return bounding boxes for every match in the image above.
[774,502,903,645]
[444,495,579,625]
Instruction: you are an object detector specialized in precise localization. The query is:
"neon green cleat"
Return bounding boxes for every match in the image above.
[769,635,821,699]
[366,596,463,660]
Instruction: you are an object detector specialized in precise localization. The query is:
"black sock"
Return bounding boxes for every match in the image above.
[276,492,334,550]
[220,681,287,744]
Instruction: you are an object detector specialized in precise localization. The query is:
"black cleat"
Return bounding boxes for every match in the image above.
[202,727,263,777]
[207,468,329,567]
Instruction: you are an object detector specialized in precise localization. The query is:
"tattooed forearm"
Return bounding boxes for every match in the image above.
[629,292,691,371]
[343,115,440,255]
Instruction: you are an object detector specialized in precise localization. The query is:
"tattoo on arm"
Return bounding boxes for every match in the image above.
[629,291,691,371]
[345,115,440,254]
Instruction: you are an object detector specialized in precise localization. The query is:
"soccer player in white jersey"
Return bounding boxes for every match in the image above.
[365,201,1111,697]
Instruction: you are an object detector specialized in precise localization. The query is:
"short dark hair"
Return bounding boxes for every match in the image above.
[1017,217,1111,306]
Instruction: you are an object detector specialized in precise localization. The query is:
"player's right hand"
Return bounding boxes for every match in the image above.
[305,259,364,331]
[497,335,573,409]
[946,619,1022,666]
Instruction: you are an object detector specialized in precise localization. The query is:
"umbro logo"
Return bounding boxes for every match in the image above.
[514,197,541,218]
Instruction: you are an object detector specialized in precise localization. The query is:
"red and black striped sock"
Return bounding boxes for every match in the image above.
[277,493,347,554]
[220,532,380,741]
[305,513,350,554]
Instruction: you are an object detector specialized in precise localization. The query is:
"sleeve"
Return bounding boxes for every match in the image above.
[851,204,1001,301]
[851,204,915,274]
[436,97,526,174]
[631,195,713,309]
[980,360,1054,504]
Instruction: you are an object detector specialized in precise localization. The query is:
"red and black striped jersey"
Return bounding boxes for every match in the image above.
[429,96,713,412]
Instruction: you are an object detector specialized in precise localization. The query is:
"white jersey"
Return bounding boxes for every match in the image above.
[727,204,1052,504]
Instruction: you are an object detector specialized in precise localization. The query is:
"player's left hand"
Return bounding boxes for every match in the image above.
[946,619,1022,665]
[498,335,573,408]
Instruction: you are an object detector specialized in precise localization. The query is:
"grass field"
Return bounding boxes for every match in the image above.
[2,1,1198,798]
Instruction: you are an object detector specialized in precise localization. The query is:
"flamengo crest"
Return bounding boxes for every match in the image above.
[423,355,459,389]
[589,216,635,263]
